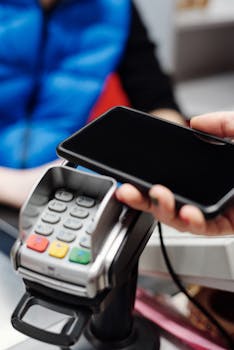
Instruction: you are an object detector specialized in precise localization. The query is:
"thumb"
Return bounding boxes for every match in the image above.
[190,112,234,138]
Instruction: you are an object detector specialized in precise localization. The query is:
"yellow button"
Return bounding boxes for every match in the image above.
[49,241,69,258]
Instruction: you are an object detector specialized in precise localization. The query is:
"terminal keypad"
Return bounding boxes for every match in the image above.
[26,189,98,265]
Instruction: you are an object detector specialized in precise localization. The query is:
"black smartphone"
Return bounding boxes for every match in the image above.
[57,106,234,218]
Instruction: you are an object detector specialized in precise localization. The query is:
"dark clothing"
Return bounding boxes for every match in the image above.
[118,4,179,113]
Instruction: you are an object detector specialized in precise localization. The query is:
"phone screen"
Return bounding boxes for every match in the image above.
[58,107,234,210]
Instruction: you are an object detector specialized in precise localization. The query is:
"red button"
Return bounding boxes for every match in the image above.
[26,234,49,252]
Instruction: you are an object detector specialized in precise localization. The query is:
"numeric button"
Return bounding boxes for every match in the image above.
[42,212,60,224]
[24,205,39,218]
[63,218,82,230]
[70,207,89,219]
[56,229,76,243]
[79,235,91,249]
[35,223,54,236]
[85,222,95,235]
[22,219,32,230]
[48,200,67,213]
[55,189,73,202]
[76,196,95,208]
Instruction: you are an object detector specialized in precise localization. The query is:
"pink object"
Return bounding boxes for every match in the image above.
[135,288,228,350]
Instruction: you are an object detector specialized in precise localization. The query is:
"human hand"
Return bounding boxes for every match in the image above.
[116,112,234,235]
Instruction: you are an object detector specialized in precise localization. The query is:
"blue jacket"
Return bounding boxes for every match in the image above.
[0,0,130,168]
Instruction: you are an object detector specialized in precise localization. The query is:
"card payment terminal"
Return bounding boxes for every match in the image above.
[11,164,157,348]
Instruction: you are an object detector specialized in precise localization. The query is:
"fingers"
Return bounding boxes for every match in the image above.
[116,184,182,228]
[148,185,190,232]
[115,184,151,212]
[116,184,200,231]
[148,186,202,232]
[116,184,234,235]
[225,207,234,230]
[116,184,176,220]
[190,112,234,138]
[179,205,207,234]
[148,185,176,223]
[179,205,234,235]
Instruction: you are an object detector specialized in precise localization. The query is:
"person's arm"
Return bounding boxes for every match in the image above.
[0,160,61,208]
[116,112,234,235]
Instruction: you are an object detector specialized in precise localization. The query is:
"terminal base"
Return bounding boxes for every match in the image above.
[69,315,160,350]
[8,316,160,350]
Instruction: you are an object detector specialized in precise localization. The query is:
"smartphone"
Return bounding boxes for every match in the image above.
[57,106,234,218]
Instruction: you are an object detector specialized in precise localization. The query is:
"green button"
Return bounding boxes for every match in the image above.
[69,247,91,265]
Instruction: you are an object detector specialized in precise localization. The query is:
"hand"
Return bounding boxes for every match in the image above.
[116,112,234,235]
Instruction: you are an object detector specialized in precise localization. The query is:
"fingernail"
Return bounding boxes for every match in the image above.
[150,195,159,207]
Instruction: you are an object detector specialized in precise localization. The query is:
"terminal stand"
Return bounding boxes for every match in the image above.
[69,264,160,350]
[10,263,160,350]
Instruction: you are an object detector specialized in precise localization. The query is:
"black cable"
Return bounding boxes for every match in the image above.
[157,221,234,350]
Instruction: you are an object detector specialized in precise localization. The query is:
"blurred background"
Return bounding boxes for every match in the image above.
[134,0,234,116]
[1,1,234,349]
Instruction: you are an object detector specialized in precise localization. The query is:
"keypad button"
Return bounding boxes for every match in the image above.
[85,222,95,235]
[79,235,91,249]
[48,200,67,213]
[26,234,49,252]
[69,247,91,265]
[56,229,76,243]
[22,219,32,230]
[70,207,89,219]
[63,218,82,230]
[24,205,39,218]
[55,189,73,202]
[42,212,60,224]
[76,196,95,208]
[49,241,69,259]
[30,194,48,206]
[35,223,54,236]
